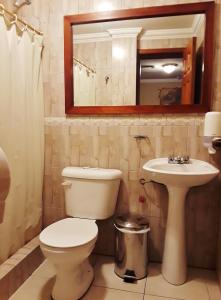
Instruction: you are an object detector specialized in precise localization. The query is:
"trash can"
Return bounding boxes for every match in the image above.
[114,214,150,282]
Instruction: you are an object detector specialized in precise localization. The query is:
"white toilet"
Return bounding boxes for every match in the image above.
[39,167,122,300]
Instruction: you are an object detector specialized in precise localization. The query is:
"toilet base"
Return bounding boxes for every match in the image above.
[51,259,94,300]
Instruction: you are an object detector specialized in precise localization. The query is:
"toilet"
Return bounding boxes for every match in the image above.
[39,167,122,300]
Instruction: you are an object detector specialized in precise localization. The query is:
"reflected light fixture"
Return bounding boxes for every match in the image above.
[97,2,113,11]
[162,63,178,74]
[113,46,125,60]
[141,65,154,69]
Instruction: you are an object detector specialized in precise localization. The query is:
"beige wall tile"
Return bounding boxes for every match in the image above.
[8,0,221,273]
[43,116,221,268]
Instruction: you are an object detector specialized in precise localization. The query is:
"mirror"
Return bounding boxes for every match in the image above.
[73,15,205,107]
[64,2,214,115]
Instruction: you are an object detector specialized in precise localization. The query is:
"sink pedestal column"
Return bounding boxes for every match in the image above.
[162,186,189,285]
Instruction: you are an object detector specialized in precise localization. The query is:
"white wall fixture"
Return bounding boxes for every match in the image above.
[14,0,31,7]
[143,158,219,285]
[0,147,10,223]
[203,112,221,154]
[13,0,31,12]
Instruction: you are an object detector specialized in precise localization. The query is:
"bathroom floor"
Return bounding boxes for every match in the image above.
[9,255,221,300]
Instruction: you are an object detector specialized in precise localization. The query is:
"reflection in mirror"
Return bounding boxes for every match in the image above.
[72,14,205,107]
[139,51,184,105]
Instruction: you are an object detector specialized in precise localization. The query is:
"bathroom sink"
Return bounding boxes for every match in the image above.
[143,158,219,286]
[143,158,219,187]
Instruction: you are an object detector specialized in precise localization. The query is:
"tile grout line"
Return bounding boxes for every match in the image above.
[205,281,212,300]
[147,294,184,300]
[144,271,148,295]
[92,282,145,295]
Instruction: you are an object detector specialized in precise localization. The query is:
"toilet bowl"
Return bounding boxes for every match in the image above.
[40,218,98,300]
[40,167,122,300]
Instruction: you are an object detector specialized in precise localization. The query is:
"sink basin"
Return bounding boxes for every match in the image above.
[143,158,219,187]
[143,158,219,285]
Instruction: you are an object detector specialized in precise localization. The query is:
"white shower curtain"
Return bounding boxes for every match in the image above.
[0,16,44,262]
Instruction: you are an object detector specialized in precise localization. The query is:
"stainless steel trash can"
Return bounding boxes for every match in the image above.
[114,214,150,282]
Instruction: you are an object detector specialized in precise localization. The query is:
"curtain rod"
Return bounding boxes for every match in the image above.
[73,57,96,74]
[0,3,43,36]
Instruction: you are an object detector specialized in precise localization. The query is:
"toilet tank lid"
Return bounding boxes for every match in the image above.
[62,167,122,180]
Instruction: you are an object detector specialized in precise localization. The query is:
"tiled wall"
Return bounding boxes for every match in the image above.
[74,30,138,106]
[23,0,221,269]
[74,41,112,106]
[44,116,221,267]
[40,0,221,269]
[74,35,189,107]
[111,34,137,105]
[1,0,221,274]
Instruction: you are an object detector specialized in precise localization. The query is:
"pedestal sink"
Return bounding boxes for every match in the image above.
[143,158,219,285]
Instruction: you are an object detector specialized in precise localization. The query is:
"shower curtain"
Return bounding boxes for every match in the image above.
[0,16,44,262]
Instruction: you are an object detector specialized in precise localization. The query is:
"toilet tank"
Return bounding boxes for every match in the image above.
[61,167,122,220]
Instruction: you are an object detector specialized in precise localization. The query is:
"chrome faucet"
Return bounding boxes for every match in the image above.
[168,155,190,164]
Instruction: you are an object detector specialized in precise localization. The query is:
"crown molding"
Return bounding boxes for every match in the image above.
[74,32,111,44]
[107,27,143,38]
[74,16,205,44]
[140,27,195,41]
[74,27,143,43]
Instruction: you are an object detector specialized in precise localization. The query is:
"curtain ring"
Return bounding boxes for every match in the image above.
[0,4,5,15]
[21,24,28,32]
[11,13,18,25]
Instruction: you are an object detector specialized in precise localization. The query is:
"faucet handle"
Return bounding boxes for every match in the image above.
[182,155,190,162]
[168,155,174,162]
[174,155,181,162]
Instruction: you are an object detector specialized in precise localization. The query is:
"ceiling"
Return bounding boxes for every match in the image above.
[140,58,183,81]
[73,14,203,35]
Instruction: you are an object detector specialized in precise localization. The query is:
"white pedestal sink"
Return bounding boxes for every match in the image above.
[143,158,219,285]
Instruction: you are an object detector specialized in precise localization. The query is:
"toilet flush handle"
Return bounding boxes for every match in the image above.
[61,181,72,188]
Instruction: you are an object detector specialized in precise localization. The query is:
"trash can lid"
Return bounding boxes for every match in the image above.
[114,214,149,231]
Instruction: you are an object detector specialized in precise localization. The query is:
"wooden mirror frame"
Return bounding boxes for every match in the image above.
[64,1,215,115]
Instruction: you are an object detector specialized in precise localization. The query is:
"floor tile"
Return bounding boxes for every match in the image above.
[9,261,55,300]
[206,281,221,300]
[34,260,56,278]
[144,296,179,300]
[93,255,147,293]
[9,256,221,300]
[82,286,143,300]
[10,278,54,300]
[191,268,221,300]
[145,263,210,300]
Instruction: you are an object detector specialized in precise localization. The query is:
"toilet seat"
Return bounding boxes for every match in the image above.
[39,218,98,248]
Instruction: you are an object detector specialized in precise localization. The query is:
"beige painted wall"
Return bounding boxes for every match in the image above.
[139,37,190,50]
[1,0,221,280]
